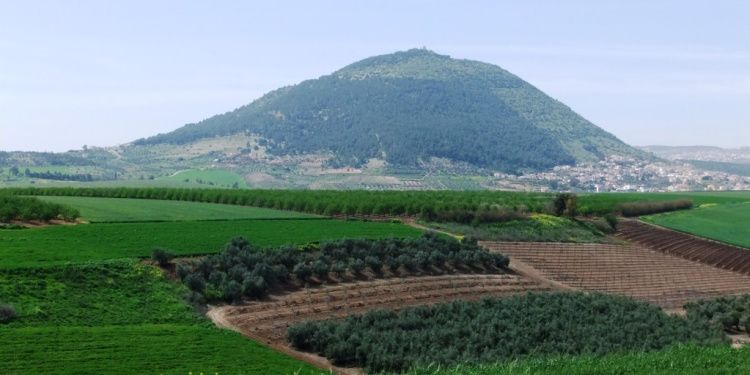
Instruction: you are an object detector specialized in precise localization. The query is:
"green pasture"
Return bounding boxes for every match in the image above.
[1,324,322,375]
[403,345,750,375]
[643,202,750,249]
[0,261,320,375]
[0,261,199,327]
[0,219,423,268]
[36,196,319,222]
[162,169,248,188]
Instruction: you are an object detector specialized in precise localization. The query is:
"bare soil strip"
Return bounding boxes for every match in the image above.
[482,241,750,309]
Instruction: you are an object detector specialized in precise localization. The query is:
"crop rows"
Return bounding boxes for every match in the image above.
[481,242,750,309]
[614,219,750,275]
[215,273,550,345]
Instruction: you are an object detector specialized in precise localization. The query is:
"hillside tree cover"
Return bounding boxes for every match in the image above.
[134,49,648,173]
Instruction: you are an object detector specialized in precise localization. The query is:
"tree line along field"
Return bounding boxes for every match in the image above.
[13,186,748,216]
[3,188,750,374]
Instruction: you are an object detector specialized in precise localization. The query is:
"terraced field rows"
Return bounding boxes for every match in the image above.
[481,242,750,309]
[218,274,550,346]
[615,219,750,275]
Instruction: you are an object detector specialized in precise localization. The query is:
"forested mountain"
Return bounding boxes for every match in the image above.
[135,49,648,173]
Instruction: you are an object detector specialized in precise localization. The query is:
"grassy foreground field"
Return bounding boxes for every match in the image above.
[402,345,750,375]
[0,261,320,375]
[1,324,322,375]
[0,219,422,268]
[36,196,319,222]
[643,202,750,249]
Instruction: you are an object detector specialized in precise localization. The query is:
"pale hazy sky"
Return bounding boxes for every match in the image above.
[1,0,748,152]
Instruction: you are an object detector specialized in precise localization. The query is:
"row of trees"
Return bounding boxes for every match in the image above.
[176,233,508,304]
[22,169,100,182]
[617,198,693,217]
[286,292,727,372]
[5,187,696,220]
[0,195,80,222]
[685,294,750,332]
[5,187,555,218]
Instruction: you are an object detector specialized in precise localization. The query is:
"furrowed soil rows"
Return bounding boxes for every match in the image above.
[615,219,750,275]
[481,242,750,309]
[209,273,550,373]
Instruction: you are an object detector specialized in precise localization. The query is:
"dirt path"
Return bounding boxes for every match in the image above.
[207,305,360,375]
[401,217,461,238]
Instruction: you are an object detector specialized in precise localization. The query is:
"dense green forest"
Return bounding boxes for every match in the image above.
[286,292,726,372]
[178,233,507,303]
[134,49,647,173]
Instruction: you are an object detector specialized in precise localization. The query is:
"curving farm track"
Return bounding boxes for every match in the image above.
[208,272,550,374]
[482,241,750,309]
[614,219,750,275]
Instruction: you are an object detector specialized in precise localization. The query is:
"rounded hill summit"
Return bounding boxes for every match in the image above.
[137,49,646,173]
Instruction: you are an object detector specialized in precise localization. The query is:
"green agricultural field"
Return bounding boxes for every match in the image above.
[36,196,320,222]
[403,345,750,375]
[643,202,750,249]
[0,261,320,375]
[0,261,200,327]
[162,169,249,188]
[0,219,423,268]
[1,325,323,375]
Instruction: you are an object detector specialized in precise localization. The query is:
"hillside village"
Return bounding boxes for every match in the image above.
[498,155,750,193]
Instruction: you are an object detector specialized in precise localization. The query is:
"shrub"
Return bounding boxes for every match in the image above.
[292,263,312,281]
[175,262,191,280]
[311,260,330,278]
[618,199,693,217]
[0,303,18,323]
[184,273,206,293]
[331,261,348,276]
[604,214,618,230]
[552,193,577,217]
[221,280,243,304]
[365,256,383,272]
[347,258,366,274]
[151,247,175,266]
[242,276,268,299]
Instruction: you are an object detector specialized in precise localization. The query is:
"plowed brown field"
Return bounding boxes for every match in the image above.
[615,219,750,275]
[482,241,750,309]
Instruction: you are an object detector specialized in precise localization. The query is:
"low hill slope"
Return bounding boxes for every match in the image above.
[135,49,649,174]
